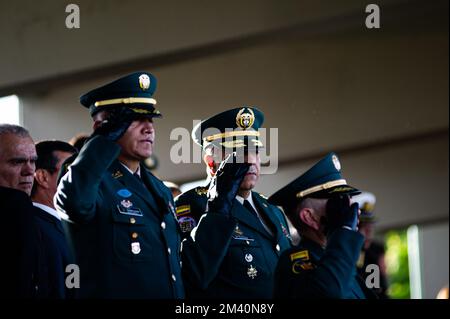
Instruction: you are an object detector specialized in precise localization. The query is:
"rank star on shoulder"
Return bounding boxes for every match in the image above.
[175,303,210,317]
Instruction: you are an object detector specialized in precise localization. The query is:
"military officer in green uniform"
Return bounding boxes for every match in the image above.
[178,107,292,299]
[55,72,184,299]
[270,153,377,299]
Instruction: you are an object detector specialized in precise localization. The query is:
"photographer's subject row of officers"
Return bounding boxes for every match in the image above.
[0,72,379,299]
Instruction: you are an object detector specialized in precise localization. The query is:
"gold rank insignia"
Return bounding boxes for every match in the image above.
[233,225,244,236]
[112,170,123,179]
[236,107,255,130]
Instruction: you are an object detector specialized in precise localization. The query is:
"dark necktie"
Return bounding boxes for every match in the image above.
[243,200,258,217]
[243,200,274,236]
[134,172,144,184]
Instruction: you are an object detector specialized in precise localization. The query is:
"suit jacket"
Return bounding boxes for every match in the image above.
[0,186,41,298]
[181,191,292,298]
[274,229,378,299]
[33,205,74,298]
[54,135,184,299]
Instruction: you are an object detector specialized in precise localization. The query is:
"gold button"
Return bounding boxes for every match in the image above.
[131,232,138,239]
[130,218,136,224]
[161,221,166,230]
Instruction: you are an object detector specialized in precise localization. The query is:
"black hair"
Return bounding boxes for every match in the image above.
[35,140,77,173]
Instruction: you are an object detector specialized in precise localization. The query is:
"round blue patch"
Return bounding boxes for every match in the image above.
[117,189,132,198]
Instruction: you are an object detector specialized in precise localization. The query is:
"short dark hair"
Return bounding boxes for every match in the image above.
[35,140,77,173]
[31,140,77,196]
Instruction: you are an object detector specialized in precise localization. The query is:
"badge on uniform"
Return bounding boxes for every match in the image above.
[232,225,254,241]
[131,242,141,255]
[245,253,253,263]
[247,265,258,279]
[178,216,197,233]
[290,250,315,274]
[117,188,132,198]
[176,205,191,217]
[117,199,143,216]
[112,170,124,179]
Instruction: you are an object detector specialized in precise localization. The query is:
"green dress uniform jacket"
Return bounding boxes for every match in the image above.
[274,228,377,299]
[180,191,292,298]
[55,135,184,299]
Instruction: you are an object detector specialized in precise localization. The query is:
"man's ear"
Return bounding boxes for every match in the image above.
[34,169,50,189]
[299,207,321,231]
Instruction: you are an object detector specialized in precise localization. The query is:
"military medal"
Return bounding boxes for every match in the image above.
[245,253,253,263]
[131,242,141,255]
[247,265,257,279]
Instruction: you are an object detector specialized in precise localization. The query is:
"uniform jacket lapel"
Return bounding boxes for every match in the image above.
[109,161,161,215]
[252,193,280,242]
[140,165,172,215]
[231,196,273,240]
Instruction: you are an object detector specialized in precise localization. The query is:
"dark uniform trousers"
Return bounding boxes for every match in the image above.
[55,136,184,298]
[274,228,378,299]
[181,191,292,298]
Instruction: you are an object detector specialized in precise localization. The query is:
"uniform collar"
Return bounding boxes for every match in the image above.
[120,162,141,177]
[236,192,257,211]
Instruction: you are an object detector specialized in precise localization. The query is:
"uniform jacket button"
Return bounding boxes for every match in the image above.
[161,221,166,230]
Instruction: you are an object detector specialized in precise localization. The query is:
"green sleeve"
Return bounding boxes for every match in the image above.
[54,135,120,224]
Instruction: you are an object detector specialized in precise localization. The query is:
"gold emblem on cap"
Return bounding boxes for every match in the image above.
[236,108,255,130]
[139,74,150,90]
[332,154,341,171]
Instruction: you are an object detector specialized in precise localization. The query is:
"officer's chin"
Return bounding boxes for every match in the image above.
[240,175,258,190]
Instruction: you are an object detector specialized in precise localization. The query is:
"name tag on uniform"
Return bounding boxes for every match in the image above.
[116,199,143,216]
[232,235,254,241]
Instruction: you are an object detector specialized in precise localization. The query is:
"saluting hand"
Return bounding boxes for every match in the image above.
[207,152,250,217]
[93,107,137,141]
[324,194,360,236]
